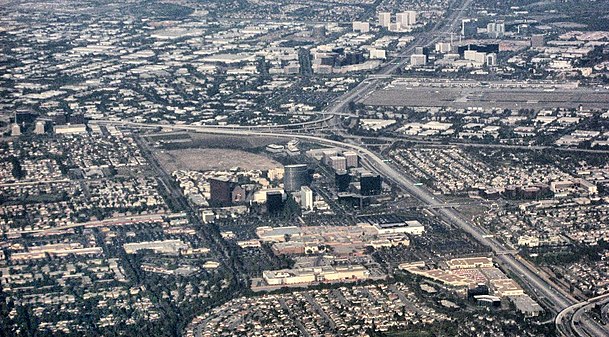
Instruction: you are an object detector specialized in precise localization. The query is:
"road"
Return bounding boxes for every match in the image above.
[342,134,609,155]
[556,293,609,337]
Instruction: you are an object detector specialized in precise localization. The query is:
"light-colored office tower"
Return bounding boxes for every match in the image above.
[11,124,21,136]
[378,12,391,28]
[322,149,339,165]
[34,121,45,134]
[435,42,452,53]
[329,156,347,172]
[397,11,416,28]
[406,11,417,25]
[486,53,497,66]
[300,186,313,210]
[343,151,359,168]
[410,54,427,66]
[397,12,409,27]
[352,21,370,33]
[464,50,487,64]
[369,48,386,59]
[487,22,505,38]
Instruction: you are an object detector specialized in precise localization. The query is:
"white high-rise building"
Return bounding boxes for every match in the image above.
[353,21,370,33]
[329,156,347,172]
[343,151,359,168]
[396,13,409,27]
[487,22,505,38]
[464,50,487,64]
[11,124,21,136]
[369,48,386,60]
[410,54,427,66]
[406,11,417,25]
[34,121,45,135]
[397,11,416,28]
[435,42,452,53]
[378,12,391,28]
[300,186,314,210]
[486,53,497,66]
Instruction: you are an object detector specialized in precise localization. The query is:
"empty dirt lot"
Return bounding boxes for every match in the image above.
[155,148,282,172]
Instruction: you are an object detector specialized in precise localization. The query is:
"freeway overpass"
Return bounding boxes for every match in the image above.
[556,294,609,337]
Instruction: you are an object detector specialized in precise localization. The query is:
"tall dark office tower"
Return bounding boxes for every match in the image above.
[461,18,478,38]
[209,177,232,204]
[360,173,382,196]
[335,170,351,192]
[284,164,309,192]
[266,191,284,215]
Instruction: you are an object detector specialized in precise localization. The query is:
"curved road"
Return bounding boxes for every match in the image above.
[556,294,609,337]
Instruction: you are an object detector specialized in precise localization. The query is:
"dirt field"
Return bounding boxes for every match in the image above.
[155,148,282,172]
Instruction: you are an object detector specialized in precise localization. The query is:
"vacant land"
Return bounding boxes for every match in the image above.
[155,148,282,172]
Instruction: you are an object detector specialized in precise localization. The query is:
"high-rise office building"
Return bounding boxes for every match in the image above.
[352,21,370,33]
[406,11,417,25]
[322,150,339,165]
[360,173,382,196]
[231,185,246,204]
[487,22,505,38]
[335,171,351,192]
[210,177,232,204]
[464,50,487,63]
[284,164,309,192]
[486,53,497,66]
[11,124,21,137]
[531,34,545,48]
[396,12,409,28]
[266,191,284,215]
[301,186,313,210]
[378,12,391,28]
[435,42,452,54]
[461,19,478,37]
[328,156,347,172]
[410,54,427,66]
[343,151,358,168]
[397,11,416,28]
[34,121,46,134]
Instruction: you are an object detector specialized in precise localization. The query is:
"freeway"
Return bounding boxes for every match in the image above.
[342,134,609,155]
[556,294,609,337]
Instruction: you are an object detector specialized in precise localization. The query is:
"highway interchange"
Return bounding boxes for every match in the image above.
[97,0,609,335]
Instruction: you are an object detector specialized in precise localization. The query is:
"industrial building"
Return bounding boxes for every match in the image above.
[357,214,425,235]
[262,265,370,286]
